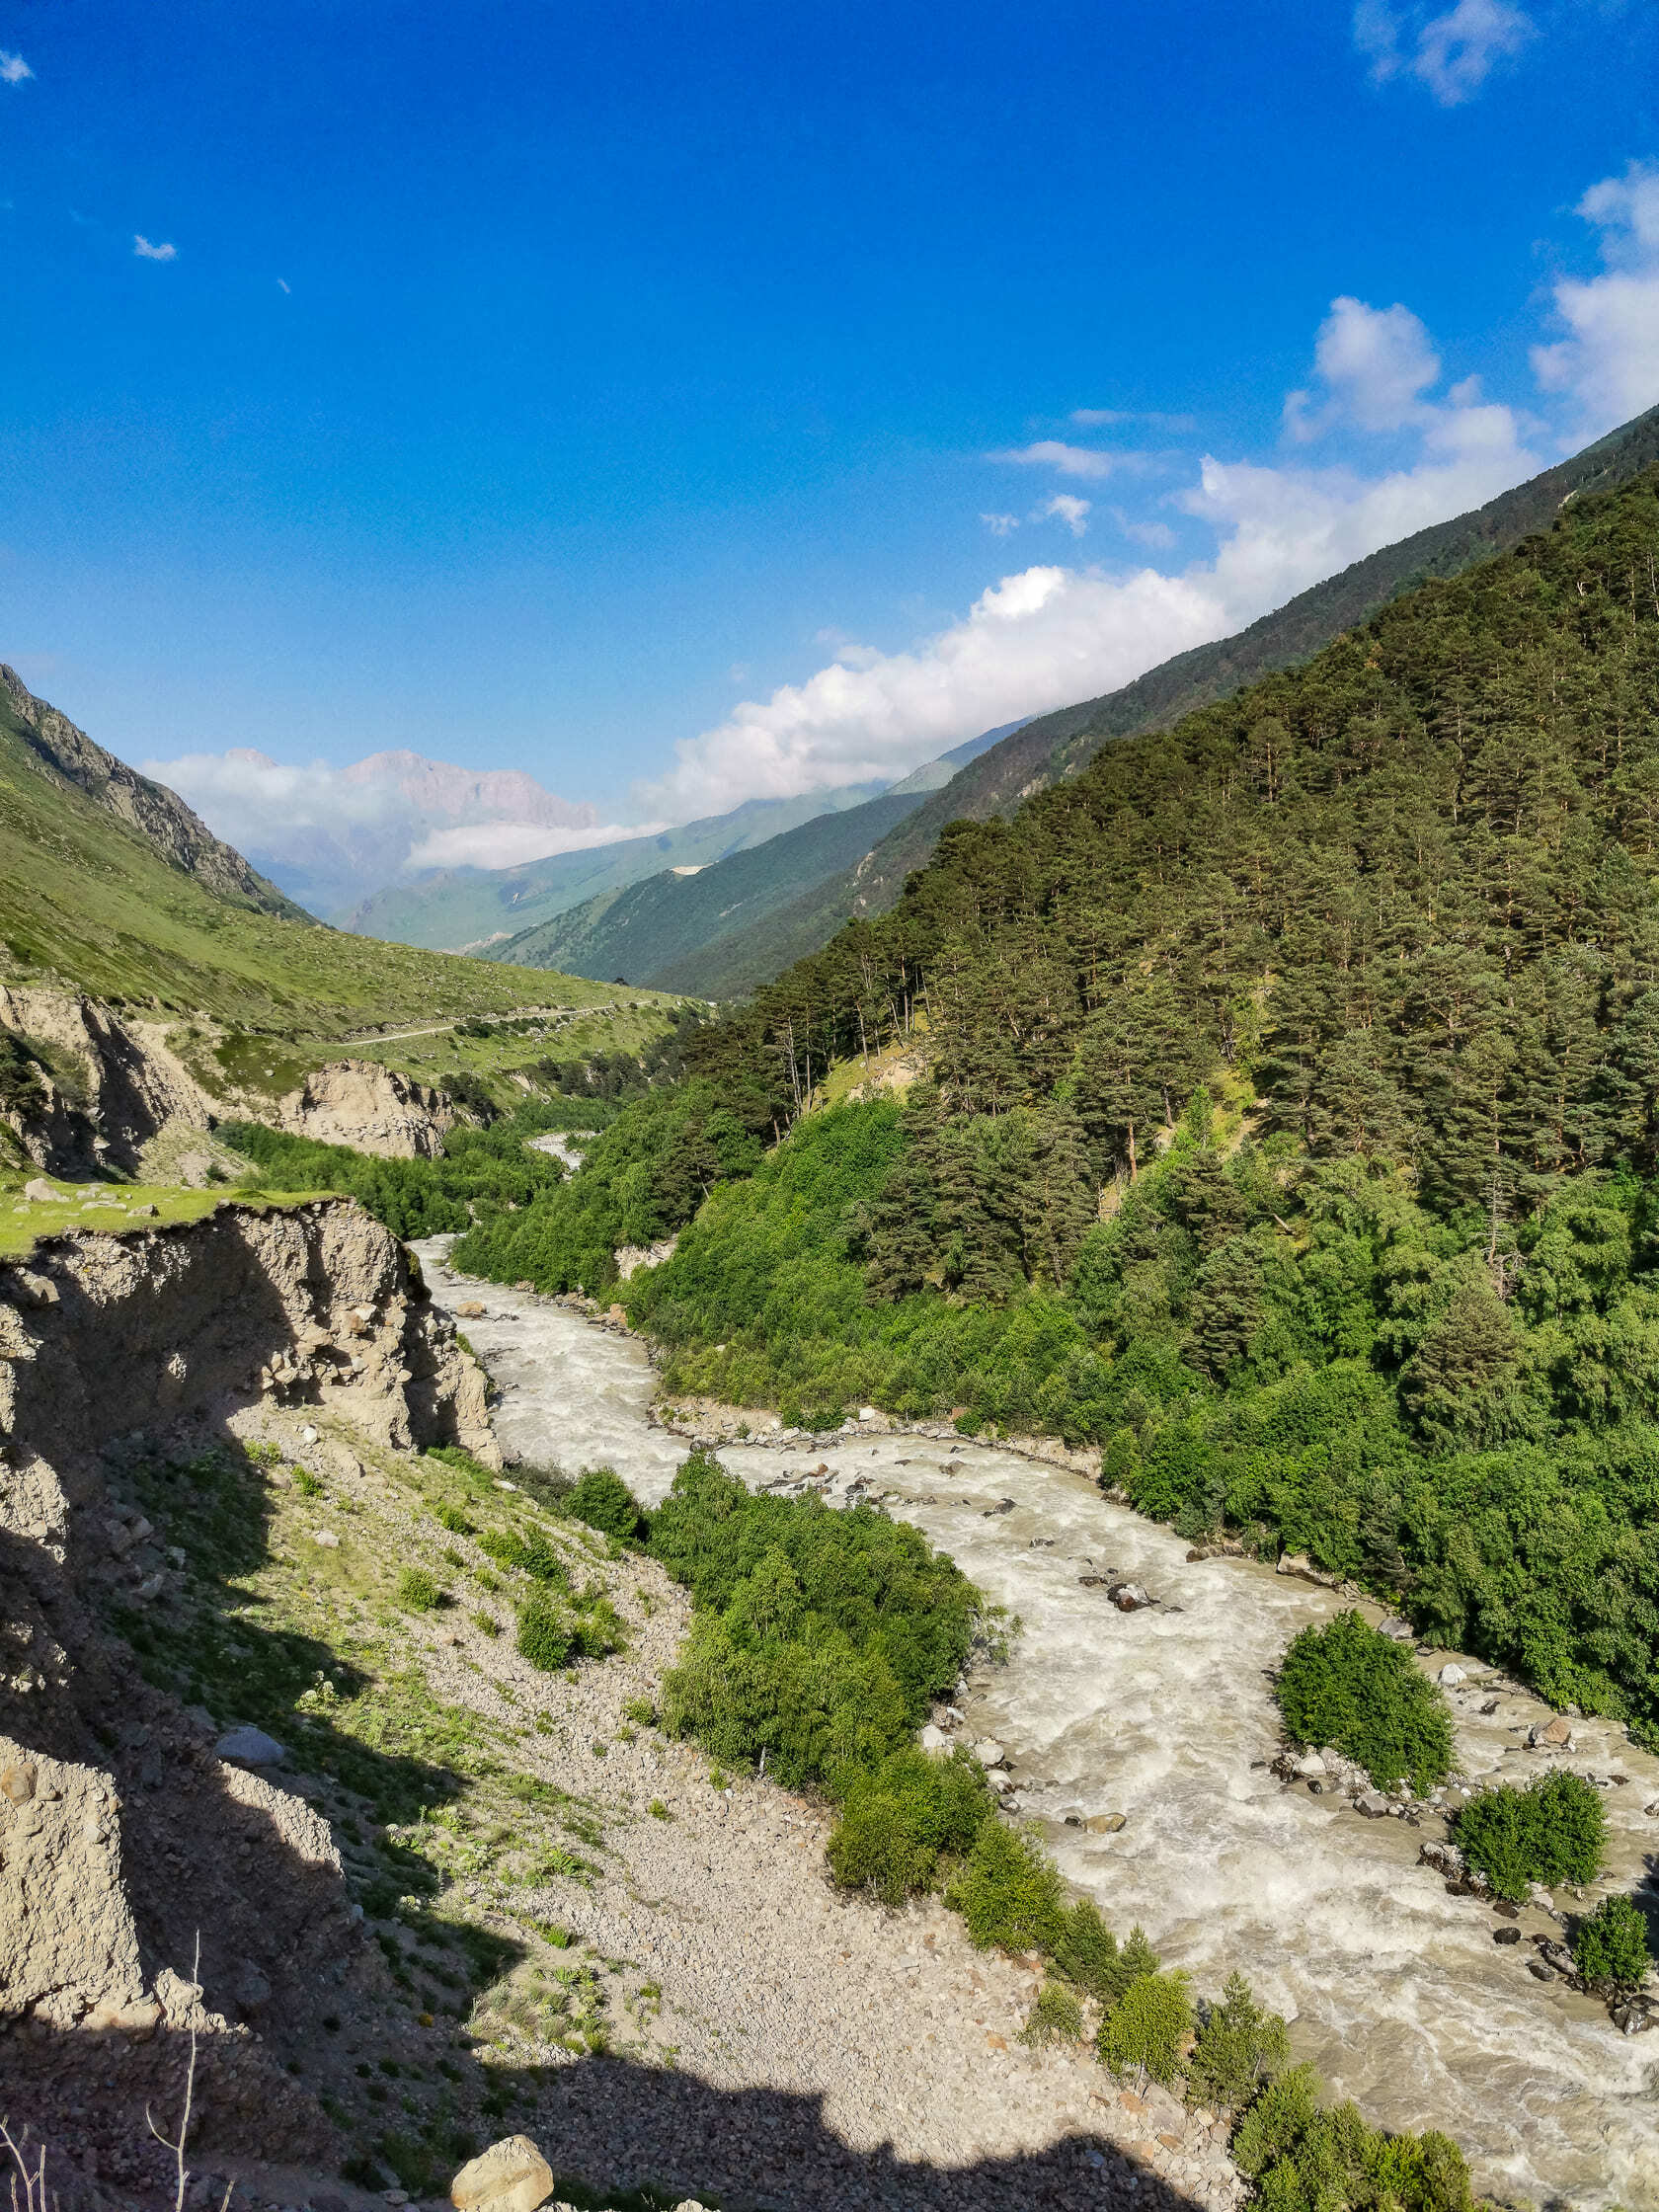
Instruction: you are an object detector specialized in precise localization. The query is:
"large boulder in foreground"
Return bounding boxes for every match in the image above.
[451,2136,555,2212]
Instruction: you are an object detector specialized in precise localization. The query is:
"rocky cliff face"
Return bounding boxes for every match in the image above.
[275,1058,459,1158]
[0,984,216,1175]
[1,664,306,920]
[0,1199,497,2176]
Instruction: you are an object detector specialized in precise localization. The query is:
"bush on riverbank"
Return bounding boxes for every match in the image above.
[1455,1773,1606,1901]
[222,1106,569,1240]
[648,1449,980,1791]
[826,1746,994,1904]
[1571,1895,1652,1991]
[1275,1611,1454,1792]
[1231,2066,1474,2212]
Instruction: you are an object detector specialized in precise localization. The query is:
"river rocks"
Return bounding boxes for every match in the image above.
[1378,1617,1415,1641]
[917,1723,948,1752]
[1355,1790,1391,1817]
[1529,1716,1574,1750]
[1494,1926,1522,1945]
[1612,1996,1657,2035]
[215,1725,286,1765]
[1109,1581,1154,1611]
[1419,1840,1465,1880]
[974,1739,1005,1768]
[449,2136,554,2212]
[1083,1812,1127,1834]
[1439,1663,1468,1686]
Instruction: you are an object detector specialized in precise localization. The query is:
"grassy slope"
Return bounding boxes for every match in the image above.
[693,399,1659,990]
[490,790,930,993]
[0,704,662,1040]
[337,780,894,952]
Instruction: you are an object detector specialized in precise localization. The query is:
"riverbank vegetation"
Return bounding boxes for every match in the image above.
[1275,1613,1455,1793]
[1453,1772,1607,1901]
[632,1451,1480,2210]
[223,1106,571,1239]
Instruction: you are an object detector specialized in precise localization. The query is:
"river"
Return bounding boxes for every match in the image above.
[415,1238,1659,2209]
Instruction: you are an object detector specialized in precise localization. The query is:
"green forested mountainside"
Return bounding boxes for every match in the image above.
[489,788,930,992]
[337,777,897,951]
[708,400,1659,972]
[2,663,306,921]
[0,686,612,1031]
[461,467,1659,1745]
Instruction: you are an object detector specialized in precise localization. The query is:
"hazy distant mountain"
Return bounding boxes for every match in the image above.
[143,743,602,920]
[337,778,897,952]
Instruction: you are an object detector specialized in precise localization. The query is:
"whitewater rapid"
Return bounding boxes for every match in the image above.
[415,1239,1659,2208]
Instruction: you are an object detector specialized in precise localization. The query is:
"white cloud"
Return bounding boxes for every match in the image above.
[981,512,1021,536]
[988,439,1144,481]
[1071,406,1199,432]
[1533,160,1659,438]
[641,272,1559,822]
[1040,494,1092,537]
[406,820,663,871]
[1298,295,1441,434]
[0,50,32,83]
[133,235,178,262]
[1112,510,1178,551]
[276,277,291,294]
[1355,0,1535,104]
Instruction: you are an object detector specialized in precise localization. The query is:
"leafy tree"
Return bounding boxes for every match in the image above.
[1275,1612,1454,1793]
[565,1466,647,1542]
[1572,1895,1652,1992]
[1455,1773,1607,1901]
[1097,1969,1194,2092]
[944,1821,1068,1954]
[1186,1971,1292,2112]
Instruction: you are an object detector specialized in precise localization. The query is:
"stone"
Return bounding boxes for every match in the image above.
[450,2137,554,2212]
[1355,1790,1391,1817]
[917,1724,947,1753]
[1109,1582,1153,1611]
[215,1725,286,1765]
[1439,1663,1467,1686]
[1,1762,39,1804]
[1378,1618,1415,1641]
[1494,1925,1522,1945]
[22,1178,57,1203]
[1289,1751,1327,1779]
[127,1202,158,1218]
[455,1301,486,1318]
[1528,1958,1557,1981]
[974,1739,1005,1768]
[310,1530,341,1548]
[1084,1812,1127,1834]
[1529,1716,1573,1749]
[300,1423,320,1443]
[859,1406,879,1422]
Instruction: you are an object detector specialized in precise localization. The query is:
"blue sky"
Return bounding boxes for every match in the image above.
[2,1,1657,866]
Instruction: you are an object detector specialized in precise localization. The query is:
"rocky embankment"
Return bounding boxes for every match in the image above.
[0,1198,495,2201]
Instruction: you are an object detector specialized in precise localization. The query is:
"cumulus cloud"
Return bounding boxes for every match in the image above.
[1040,494,1092,537]
[133,235,178,262]
[406,820,663,871]
[0,50,32,83]
[1533,161,1659,437]
[1284,296,1441,438]
[641,266,1567,822]
[1355,0,1535,103]
[144,750,411,841]
[981,512,1021,536]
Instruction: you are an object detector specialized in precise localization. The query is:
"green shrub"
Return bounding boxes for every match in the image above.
[566,1467,647,1541]
[1456,1772,1607,1901]
[622,1697,658,1726]
[516,1591,574,1671]
[945,1821,1067,1954]
[434,1503,475,1535]
[292,1466,323,1498]
[397,1567,445,1613]
[650,1450,978,1789]
[1187,1971,1291,2111]
[1572,1895,1652,1992]
[827,1748,994,1905]
[1052,1898,1121,2003]
[478,1527,570,1587]
[1231,2065,1473,2212]
[1097,1970,1193,2091]
[1020,1980,1084,2047]
[1275,1611,1453,1792]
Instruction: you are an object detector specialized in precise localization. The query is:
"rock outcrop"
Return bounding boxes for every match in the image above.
[0,986,216,1175]
[0,1198,497,2051]
[1,663,304,919]
[276,1058,459,1158]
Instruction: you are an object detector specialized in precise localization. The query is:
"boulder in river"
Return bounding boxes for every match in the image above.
[1109,1581,1153,1611]
[1355,1790,1391,1817]
[1083,1812,1127,1834]
[1440,1663,1468,1686]
[974,1738,1005,1767]
[917,1723,947,1753]
[1529,1716,1574,1750]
